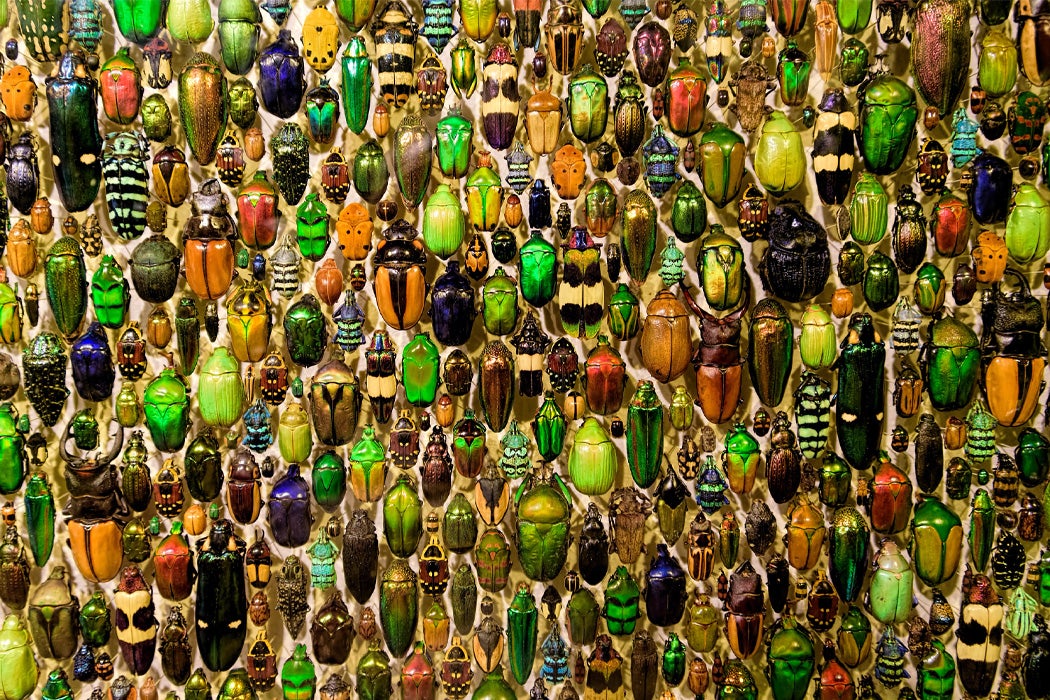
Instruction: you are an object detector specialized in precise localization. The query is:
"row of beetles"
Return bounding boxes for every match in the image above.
[1,0,1050,698]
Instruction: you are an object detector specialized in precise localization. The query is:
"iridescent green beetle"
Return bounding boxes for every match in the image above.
[567,64,609,143]
[90,255,131,330]
[698,123,746,208]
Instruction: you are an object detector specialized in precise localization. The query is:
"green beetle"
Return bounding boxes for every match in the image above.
[867,539,914,624]
[1016,428,1050,487]
[0,282,22,345]
[435,112,474,179]
[379,560,418,658]
[383,473,423,558]
[719,660,758,700]
[908,496,962,587]
[0,614,36,700]
[626,381,663,489]
[532,393,567,463]
[722,423,760,495]
[584,179,617,236]
[198,348,245,430]
[465,157,502,232]
[517,230,557,308]
[44,236,88,341]
[0,404,25,496]
[514,469,571,582]
[567,64,609,143]
[281,297,325,371]
[402,333,440,407]
[568,417,617,495]
[840,38,870,87]
[968,488,995,571]
[23,472,55,567]
[978,29,1017,98]
[861,251,899,312]
[621,189,658,283]
[684,593,720,652]
[78,591,112,648]
[349,426,386,503]
[913,262,947,315]
[566,581,600,645]
[827,506,869,603]
[475,528,512,592]
[764,617,814,700]
[90,255,130,330]
[1005,183,1050,265]
[798,304,836,370]
[776,41,811,107]
[353,140,389,205]
[836,0,871,33]
[335,0,376,31]
[143,367,191,452]
[836,605,872,667]
[748,298,794,408]
[450,40,478,97]
[39,670,72,700]
[444,494,478,554]
[295,194,330,262]
[919,313,979,411]
[113,0,165,43]
[917,639,956,700]
[506,583,538,685]
[857,72,918,175]
[754,111,804,196]
[217,0,261,76]
[227,78,258,130]
[311,451,347,512]
[662,632,687,685]
[602,565,641,635]
[185,429,223,502]
[698,123,746,208]
[422,185,466,259]
[481,269,520,335]
[277,402,312,465]
[848,173,888,245]
[670,181,708,243]
[178,53,228,166]
[697,225,745,311]
[607,284,640,341]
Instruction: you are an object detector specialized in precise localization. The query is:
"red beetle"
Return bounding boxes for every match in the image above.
[246,631,279,691]
[402,643,437,700]
[861,455,913,535]
[737,183,769,242]
[724,560,764,659]
[320,151,350,203]
[152,522,197,601]
[581,337,627,415]
[99,48,143,125]
[666,59,708,137]
[440,638,474,699]
[805,571,839,632]
[152,460,186,517]
[226,449,263,525]
[930,191,971,257]
[116,322,148,381]
[817,642,855,700]
[237,172,283,250]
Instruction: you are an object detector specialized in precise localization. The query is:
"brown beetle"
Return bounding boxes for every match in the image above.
[784,498,824,570]
[640,289,692,383]
[609,487,651,564]
[728,60,775,133]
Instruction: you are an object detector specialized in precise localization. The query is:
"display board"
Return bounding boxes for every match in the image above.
[0,0,1045,699]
